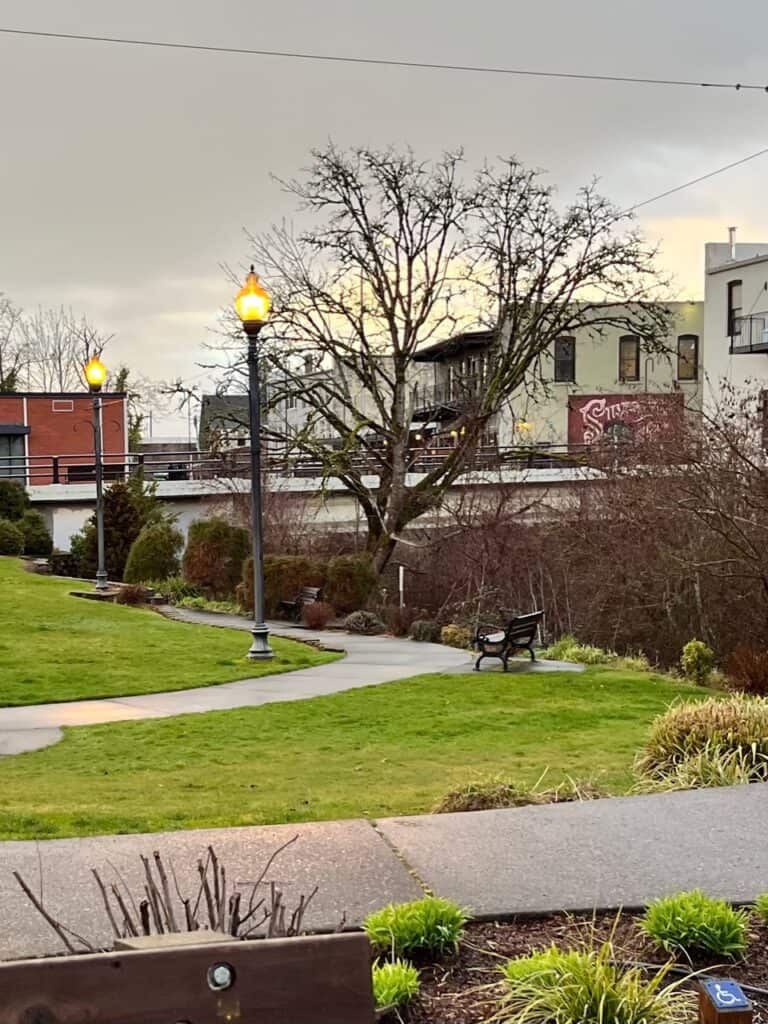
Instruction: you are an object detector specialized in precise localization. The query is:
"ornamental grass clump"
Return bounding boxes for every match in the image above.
[501,940,692,1024]
[640,890,749,960]
[372,959,421,1010]
[754,893,768,925]
[364,896,467,959]
[636,694,768,786]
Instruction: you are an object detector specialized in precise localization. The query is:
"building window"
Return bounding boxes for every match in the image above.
[728,280,743,336]
[619,335,640,382]
[0,433,25,480]
[677,334,699,381]
[554,337,576,382]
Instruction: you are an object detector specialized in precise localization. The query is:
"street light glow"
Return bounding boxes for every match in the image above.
[235,266,271,324]
[84,356,108,392]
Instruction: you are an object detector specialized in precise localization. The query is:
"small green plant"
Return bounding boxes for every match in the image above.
[754,893,768,925]
[681,639,715,685]
[409,619,442,643]
[19,510,53,557]
[501,940,692,1024]
[144,575,201,603]
[640,890,749,959]
[177,595,243,615]
[440,624,473,649]
[541,634,625,666]
[371,959,420,1010]
[343,610,386,635]
[364,896,467,958]
[0,517,24,556]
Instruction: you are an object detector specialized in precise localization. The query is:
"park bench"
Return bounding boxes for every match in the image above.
[280,585,323,621]
[473,610,544,672]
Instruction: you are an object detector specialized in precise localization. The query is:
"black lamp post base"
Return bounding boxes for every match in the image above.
[248,623,274,660]
[95,571,109,592]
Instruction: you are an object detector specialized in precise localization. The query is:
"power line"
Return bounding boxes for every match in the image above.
[1,25,767,93]
[629,144,768,212]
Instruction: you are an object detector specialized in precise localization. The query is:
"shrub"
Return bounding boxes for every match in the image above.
[0,517,24,556]
[182,517,250,599]
[243,555,327,616]
[115,584,151,606]
[49,549,81,577]
[143,575,201,603]
[433,774,608,813]
[501,941,692,1024]
[681,639,715,685]
[640,890,749,959]
[754,893,768,925]
[541,634,617,665]
[177,595,242,615]
[724,646,768,695]
[80,478,165,581]
[124,521,183,584]
[364,896,466,958]
[636,694,768,783]
[440,624,473,650]
[323,554,377,614]
[19,510,52,557]
[343,610,386,635]
[0,480,29,521]
[409,619,442,643]
[302,601,335,629]
[372,959,420,1010]
[382,605,423,637]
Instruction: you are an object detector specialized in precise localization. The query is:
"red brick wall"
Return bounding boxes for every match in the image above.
[0,394,126,485]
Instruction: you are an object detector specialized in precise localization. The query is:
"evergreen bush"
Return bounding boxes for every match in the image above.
[124,521,183,583]
[409,619,442,643]
[19,510,53,557]
[0,480,29,521]
[323,554,377,614]
[0,517,24,556]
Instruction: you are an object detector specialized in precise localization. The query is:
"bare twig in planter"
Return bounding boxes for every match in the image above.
[242,834,299,917]
[91,869,122,940]
[153,851,179,933]
[14,871,96,954]
[110,883,138,937]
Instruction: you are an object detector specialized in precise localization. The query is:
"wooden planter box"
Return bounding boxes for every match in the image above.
[0,932,375,1024]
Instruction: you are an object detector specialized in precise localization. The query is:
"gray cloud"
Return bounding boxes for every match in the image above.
[1,0,767,430]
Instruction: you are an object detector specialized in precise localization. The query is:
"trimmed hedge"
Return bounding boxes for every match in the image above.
[240,553,376,617]
[19,510,53,557]
[0,480,29,521]
[324,555,377,614]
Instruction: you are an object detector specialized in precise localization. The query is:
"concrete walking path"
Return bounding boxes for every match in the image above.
[0,607,575,756]
[0,783,765,960]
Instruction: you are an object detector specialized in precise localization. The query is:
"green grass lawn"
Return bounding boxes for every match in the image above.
[0,557,338,705]
[0,667,703,840]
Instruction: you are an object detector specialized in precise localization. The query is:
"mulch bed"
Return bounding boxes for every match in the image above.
[406,913,768,1024]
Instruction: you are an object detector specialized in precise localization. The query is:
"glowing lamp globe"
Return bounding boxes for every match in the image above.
[85,356,108,392]
[235,266,271,325]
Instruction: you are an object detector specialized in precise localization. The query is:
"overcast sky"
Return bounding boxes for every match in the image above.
[2,0,768,433]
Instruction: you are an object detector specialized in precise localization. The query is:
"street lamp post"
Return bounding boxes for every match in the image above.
[235,266,274,660]
[85,356,109,592]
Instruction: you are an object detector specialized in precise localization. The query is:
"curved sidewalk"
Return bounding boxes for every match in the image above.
[0,608,476,755]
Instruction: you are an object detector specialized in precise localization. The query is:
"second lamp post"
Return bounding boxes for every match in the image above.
[235,266,274,660]
[85,355,109,592]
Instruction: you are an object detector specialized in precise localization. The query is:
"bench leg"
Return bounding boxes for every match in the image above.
[474,653,484,672]
[527,644,536,663]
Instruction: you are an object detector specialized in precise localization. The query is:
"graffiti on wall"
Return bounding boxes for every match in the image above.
[568,393,684,445]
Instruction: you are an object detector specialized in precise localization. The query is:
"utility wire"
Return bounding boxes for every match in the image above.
[628,144,768,212]
[1,25,767,93]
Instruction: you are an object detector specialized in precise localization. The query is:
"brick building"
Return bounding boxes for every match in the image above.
[0,392,127,485]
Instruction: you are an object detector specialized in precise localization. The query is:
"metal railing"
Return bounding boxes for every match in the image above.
[411,377,483,419]
[0,442,610,487]
[732,312,768,353]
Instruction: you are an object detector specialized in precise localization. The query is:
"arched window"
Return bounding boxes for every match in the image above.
[677,335,699,381]
[619,335,640,382]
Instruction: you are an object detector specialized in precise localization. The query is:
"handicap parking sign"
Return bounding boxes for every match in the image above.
[702,980,751,1011]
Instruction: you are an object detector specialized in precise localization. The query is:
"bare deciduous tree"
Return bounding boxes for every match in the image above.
[0,293,24,392]
[214,144,672,572]
[20,306,112,392]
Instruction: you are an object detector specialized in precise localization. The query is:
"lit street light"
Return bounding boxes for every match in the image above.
[85,355,108,592]
[235,266,274,660]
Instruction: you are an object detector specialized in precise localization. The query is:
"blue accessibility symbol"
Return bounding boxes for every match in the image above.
[702,980,750,1010]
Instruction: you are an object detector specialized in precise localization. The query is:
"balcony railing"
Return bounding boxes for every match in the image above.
[732,313,768,354]
[411,378,483,421]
